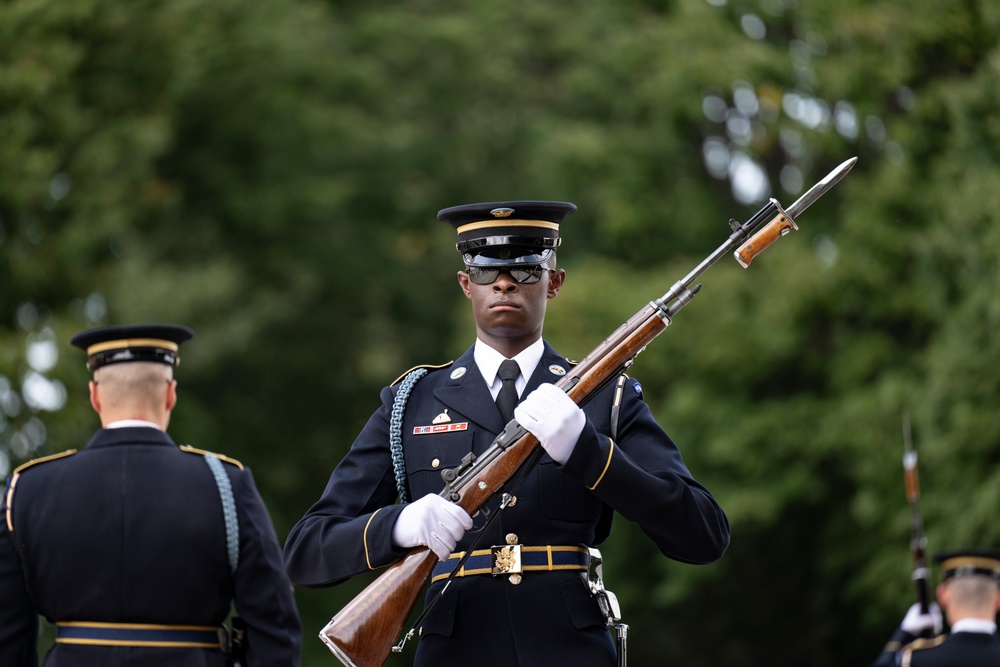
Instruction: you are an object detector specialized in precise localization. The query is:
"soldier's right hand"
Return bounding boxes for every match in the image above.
[392,494,473,561]
[900,602,943,636]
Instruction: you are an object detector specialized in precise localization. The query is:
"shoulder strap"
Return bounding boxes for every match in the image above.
[391,361,451,387]
[181,444,244,470]
[203,454,240,574]
[5,450,78,559]
[389,367,428,503]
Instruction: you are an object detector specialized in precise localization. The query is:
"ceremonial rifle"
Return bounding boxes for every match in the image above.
[902,412,932,623]
[320,157,859,667]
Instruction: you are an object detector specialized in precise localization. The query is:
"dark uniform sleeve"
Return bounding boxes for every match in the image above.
[284,386,409,587]
[563,378,730,564]
[230,468,303,667]
[0,480,39,667]
[871,627,914,667]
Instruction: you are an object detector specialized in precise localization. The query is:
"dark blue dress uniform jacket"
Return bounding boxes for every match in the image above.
[284,342,730,666]
[0,426,302,667]
[873,629,1000,667]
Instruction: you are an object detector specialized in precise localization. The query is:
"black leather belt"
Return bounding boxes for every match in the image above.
[432,544,590,584]
[55,622,221,648]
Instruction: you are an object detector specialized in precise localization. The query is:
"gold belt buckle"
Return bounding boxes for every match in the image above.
[492,533,522,584]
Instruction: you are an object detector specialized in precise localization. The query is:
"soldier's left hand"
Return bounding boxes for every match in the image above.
[514,383,585,464]
[901,602,943,636]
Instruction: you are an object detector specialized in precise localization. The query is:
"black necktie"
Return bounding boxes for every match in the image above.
[495,359,520,424]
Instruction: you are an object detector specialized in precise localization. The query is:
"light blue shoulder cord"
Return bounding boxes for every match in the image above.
[204,454,239,574]
[389,368,428,504]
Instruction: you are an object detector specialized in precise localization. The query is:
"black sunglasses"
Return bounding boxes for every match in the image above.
[465,265,550,285]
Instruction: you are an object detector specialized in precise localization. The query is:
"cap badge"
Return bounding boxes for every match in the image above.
[432,410,452,425]
[548,364,567,376]
[450,366,467,380]
[490,208,514,218]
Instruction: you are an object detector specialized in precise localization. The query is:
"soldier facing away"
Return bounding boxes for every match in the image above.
[873,549,1000,667]
[0,324,302,666]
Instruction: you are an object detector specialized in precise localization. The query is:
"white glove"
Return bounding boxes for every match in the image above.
[392,493,473,561]
[513,383,586,465]
[901,602,943,636]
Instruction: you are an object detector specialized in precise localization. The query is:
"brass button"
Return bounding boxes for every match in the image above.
[431,458,440,468]
[508,573,522,585]
[505,533,518,545]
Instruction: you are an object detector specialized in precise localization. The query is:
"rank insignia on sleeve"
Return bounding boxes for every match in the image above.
[413,422,469,435]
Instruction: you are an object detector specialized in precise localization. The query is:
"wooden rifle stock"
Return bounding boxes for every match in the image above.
[902,412,931,619]
[319,158,856,665]
[319,548,437,667]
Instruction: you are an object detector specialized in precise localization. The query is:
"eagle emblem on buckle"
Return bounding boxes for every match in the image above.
[492,533,523,583]
[492,544,522,576]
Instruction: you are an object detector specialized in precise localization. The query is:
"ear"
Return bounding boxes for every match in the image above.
[457,270,473,299]
[936,582,949,607]
[546,268,566,299]
[89,380,101,414]
[165,379,178,412]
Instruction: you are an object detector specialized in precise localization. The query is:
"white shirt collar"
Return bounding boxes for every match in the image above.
[474,338,545,399]
[106,419,163,431]
[951,618,997,634]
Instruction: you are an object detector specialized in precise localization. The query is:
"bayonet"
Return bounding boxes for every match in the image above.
[734,157,858,268]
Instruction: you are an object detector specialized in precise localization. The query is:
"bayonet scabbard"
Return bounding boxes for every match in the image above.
[733,199,798,268]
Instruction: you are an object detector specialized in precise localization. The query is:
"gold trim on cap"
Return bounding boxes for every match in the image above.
[86,338,179,356]
[455,219,560,234]
[941,556,1000,573]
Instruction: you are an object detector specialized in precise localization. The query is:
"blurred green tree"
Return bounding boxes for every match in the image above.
[1,0,999,665]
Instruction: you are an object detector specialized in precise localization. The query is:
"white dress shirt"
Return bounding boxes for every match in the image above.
[950,618,997,634]
[105,419,162,430]
[474,338,545,401]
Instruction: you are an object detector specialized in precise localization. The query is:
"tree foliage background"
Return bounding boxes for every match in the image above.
[2,0,999,664]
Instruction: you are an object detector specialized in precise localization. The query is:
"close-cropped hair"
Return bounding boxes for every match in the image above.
[948,575,999,610]
[94,362,172,410]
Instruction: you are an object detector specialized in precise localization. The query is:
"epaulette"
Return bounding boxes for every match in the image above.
[901,634,947,666]
[11,449,78,476]
[391,361,453,387]
[906,635,946,652]
[179,445,244,471]
[6,450,77,533]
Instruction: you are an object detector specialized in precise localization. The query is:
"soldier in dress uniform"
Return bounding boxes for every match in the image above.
[872,548,1000,667]
[284,201,731,665]
[0,324,302,666]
